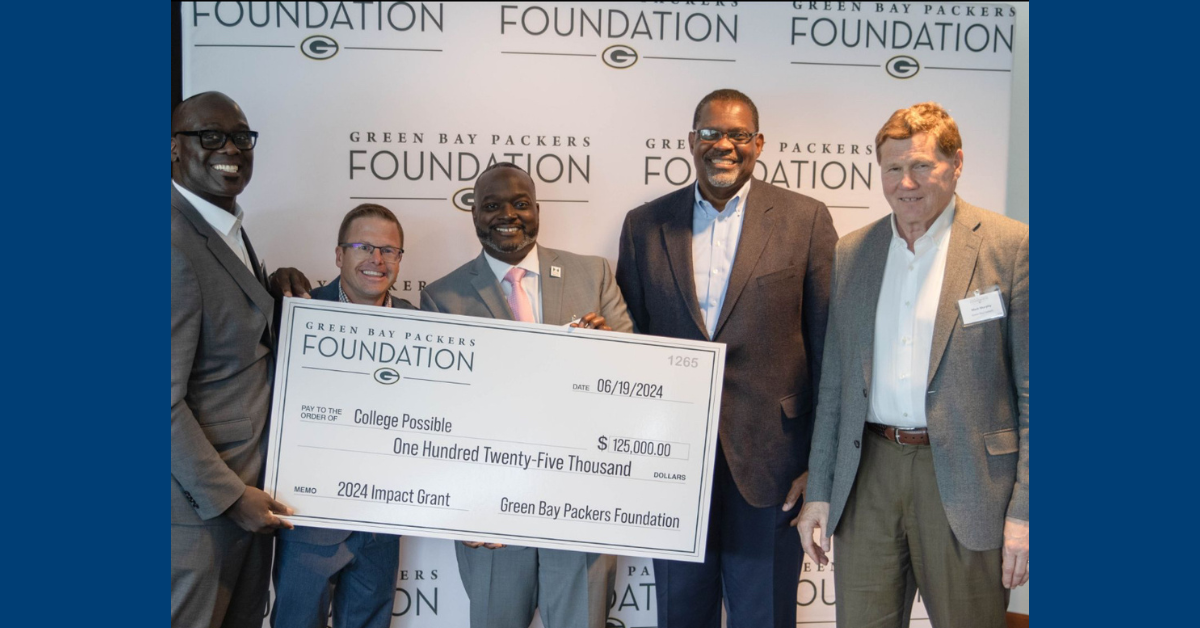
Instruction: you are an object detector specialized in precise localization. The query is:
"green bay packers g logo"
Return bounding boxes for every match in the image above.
[452,188,475,212]
[374,367,400,385]
[302,35,339,60]
[885,55,920,79]
[602,45,638,69]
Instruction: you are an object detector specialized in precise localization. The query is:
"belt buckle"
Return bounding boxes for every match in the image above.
[893,428,904,444]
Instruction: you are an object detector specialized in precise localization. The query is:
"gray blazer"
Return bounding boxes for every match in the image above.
[617,179,838,507]
[806,197,1029,551]
[420,247,632,332]
[171,185,274,526]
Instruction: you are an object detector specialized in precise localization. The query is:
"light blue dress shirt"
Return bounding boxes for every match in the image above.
[692,179,751,338]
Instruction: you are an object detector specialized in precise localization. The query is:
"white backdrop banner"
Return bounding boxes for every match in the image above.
[181,2,1014,626]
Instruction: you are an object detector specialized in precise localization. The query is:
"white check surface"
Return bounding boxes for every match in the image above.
[265,298,725,562]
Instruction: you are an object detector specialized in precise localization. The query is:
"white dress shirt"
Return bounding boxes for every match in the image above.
[869,199,956,428]
[173,180,254,273]
[484,245,543,323]
[692,179,751,338]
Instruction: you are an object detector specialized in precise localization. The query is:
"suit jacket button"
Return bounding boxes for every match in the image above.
[853,440,860,448]
[862,388,868,397]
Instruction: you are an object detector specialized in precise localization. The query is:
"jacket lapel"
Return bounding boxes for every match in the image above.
[712,180,773,339]
[172,186,274,328]
[927,198,982,386]
[661,190,708,339]
[855,219,892,391]
[538,247,564,325]
[468,251,514,320]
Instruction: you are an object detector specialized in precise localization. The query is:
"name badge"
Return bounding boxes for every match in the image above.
[958,287,1006,327]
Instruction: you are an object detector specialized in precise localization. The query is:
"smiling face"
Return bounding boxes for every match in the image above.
[472,167,539,265]
[879,132,963,239]
[171,93,254,213]
[689,99,763,209]
[335,216,403,306]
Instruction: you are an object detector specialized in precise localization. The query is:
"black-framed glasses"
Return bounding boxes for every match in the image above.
[175,130,259,150]
[694,128,758,144]
[340,242,404,262]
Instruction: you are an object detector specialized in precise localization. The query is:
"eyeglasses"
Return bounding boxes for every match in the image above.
[694,128,759,144]
[175,130,259,150]
[340,242,404,262]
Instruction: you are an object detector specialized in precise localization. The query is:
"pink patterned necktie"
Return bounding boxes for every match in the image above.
[503,266,535,322]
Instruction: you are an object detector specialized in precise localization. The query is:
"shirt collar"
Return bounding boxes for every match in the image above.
[694,178,753,217]
[173,180,244,239]
[484,244,541,283]
[890,196,956,248]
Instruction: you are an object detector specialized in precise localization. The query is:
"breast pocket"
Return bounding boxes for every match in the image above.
[756,266,801,314]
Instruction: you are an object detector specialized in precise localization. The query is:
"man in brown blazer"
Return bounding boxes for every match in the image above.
[616,89,837,628]
[797,102,1029,628]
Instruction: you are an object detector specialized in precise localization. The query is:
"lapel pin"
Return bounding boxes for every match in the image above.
[550,265,562,278]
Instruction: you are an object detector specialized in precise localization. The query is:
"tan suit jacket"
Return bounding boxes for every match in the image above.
[806,197,1029,550]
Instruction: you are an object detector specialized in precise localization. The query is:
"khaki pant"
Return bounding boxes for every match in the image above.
[834,428,1009,628]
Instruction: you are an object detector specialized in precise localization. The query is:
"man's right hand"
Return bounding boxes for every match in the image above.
[796,500,832,565]
[462,541,505,549]
[269,267,312,299]
[225,486,295,534]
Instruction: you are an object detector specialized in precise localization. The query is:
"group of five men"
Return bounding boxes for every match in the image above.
[171,88,1028,628]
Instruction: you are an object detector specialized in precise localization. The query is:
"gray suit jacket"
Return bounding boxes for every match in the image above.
[171,185,274,526]
[617,179,838,507]
[420,247,632,332]
[806,197,1029,551]
[283,276,414,545]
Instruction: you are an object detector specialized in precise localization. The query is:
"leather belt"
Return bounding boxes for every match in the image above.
[866,423,930,446]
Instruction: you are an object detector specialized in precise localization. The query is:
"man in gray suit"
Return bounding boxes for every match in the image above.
[272,203,413,628]
[616,89,837,628]
[421,162,631,628]
[797,102,1029,628]
[171,91,295,628]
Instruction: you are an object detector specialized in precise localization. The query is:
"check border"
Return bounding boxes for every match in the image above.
[267,298,724,559]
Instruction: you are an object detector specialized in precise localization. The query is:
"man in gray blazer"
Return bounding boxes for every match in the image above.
[272,203,413,628]
[797,102,1029,628]
[171,91,295,628]
[421,162,631,628]
[616,89,837,628]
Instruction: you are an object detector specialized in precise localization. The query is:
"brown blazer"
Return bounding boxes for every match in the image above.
[806,197,1029,550]
[616,179,838,507]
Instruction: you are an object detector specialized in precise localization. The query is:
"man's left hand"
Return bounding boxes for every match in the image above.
[570,312,612,331]
[269,267,312,299]
[1001,517,1029,589]
[783,471,808,519]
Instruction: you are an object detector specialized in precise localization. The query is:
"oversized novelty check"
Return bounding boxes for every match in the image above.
[265,298,725,562]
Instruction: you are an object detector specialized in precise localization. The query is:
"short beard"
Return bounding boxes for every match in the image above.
[703,167,740,188]
[477,225,537,256]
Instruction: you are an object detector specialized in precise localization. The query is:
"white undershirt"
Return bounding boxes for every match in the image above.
[868,199,956,428]
[173,180,253,273]
[484,245,542,323]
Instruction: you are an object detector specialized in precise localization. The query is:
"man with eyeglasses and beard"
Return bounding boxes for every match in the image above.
[171,91,295,628]
[271,203,413,628]
[420,162,632,628]
[615,88,838,628]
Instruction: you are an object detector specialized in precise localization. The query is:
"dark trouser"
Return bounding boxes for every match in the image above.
[271,532,400,628]
[834,428,1009,628]
[653,444,802,628]
[171,523,273,628]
